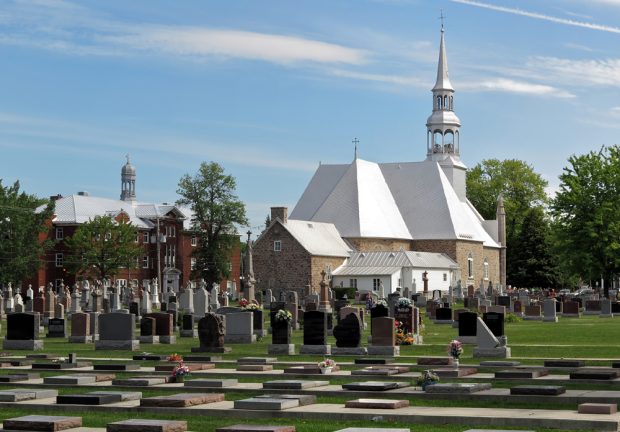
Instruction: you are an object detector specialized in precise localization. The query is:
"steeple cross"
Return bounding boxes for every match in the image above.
[352,137,359,159]
[439,9,446,30]
[125,153,130,164]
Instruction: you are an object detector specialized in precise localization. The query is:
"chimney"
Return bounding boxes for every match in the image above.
[49,194,63,202]
[271,207,288,224]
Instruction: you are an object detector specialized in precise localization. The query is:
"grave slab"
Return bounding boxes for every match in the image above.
[140,393,224,407]
[237,364,273,372]
[434,367,477,378]
[352,366,409,376]
[154,363,213,372]
[342,381,407,391]
[463,430,534,432]
[544,360,586,368]
[0,389,58,402]
[510,385,566,396]
[112,377,166,386]
[334,429,410,432]
[570,370,619,380]
[184,379,238,388]
[255,394,316,406]
[0,373,39,383]
[3,415,82,431]
[106,419,187,432]
[57,393,121,405]
[237,357,277,364]
[495,368,549,379]
[183,355,222,362]
[233,397,299,410]
[216,426,295,432]
[283,365,339,375]
[578,403,617,414]
[262,380,329,390]
[345,398,409,409]
[424,383,492,394]
[354,358,394,365]
[88,391,142,401]
[479,361,521,367]
[93,364,140,371]
[32,363,78,370]
[417,357,453,366]
[44,375,97,385]
[132,354,167,361]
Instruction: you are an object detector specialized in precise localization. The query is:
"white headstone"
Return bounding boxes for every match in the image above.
[194,286,209,318]
[210,285,220,311]
[476,317,499,349]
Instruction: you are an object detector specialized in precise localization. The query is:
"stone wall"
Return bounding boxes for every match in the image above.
[311,255,347,294]
[253,221,312,296]
[345,237,412,252]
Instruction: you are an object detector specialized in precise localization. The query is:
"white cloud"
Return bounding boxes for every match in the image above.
[611,106,620,117]
[328,69,427,87]
[100,27,366,65]
[451,0,620,34]
[564,42,594,52]
[459,78,575,98]
[527,57,620,87]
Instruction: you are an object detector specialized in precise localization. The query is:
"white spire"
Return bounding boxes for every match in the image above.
[433,27,454,92]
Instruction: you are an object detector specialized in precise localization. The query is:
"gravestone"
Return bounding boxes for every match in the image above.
[194,287,209,320]
[497,296,512,309]
[269,301,286,332]
[543,299,558,322]
[332,312,366,354]
[513,300,523,315]
[473,317,510,358]
[482,312,504,337]
[250,309,265,336]
[148,312,176,344]
[435,307,453,323]
[269,318,294,355]
[225,312,256,343]
[368,316,399,356]
[3,312,43,350]
[394,304,414,334]
[89,312,100,341]
[139,317,158,344]
[458,311,478,344]
[95,312,139,350]
[180,314,197,337]
[524,305,542,320]
[192,313,230,353]
[601,298,613,318]
[370,303,389,331]
[300,310,330,354]
[584,300,602,315]
[69,312,91,343]
[47,318,67,338]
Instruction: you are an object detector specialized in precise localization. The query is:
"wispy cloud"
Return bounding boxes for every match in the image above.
[451,0,620,34]
[0,112,318,172]
[459,78,576,98]
[527,57,620,87]
[328,69,427,87]
[564,42,594,52]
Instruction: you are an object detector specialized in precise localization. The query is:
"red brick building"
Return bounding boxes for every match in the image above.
[27,158,240,295]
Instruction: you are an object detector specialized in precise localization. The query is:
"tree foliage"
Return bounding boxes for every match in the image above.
[467,159,552,287]
[0,180,53,285]
[551,145,620,286]
[176,162,248,290]
[64,214,142,280]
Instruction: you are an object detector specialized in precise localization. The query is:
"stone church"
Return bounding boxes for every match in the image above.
[254,27,506,297]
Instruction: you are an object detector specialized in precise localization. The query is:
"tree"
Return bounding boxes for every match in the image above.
[0,180,53,285]
[176,162,248,290]
[264,214,271,231]
[551,146,620,291]
[466,159,551,286]
[509,207,558,288]
[64,215,143,280]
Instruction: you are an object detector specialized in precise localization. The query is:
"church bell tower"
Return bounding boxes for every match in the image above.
[120,155,136,202]
[425,24,467,201]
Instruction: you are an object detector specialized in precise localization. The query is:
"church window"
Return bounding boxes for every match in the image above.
[349,278,357,289]
[484,259,489,280]
[437,96,442,109]
[443,95,448,108]
[373,278,381,291]
[191,235,197,247]
[56,227,63,240]
[450,96,454,110]
[274,240,281,252]
[433,131,442,153]
[143,256,149,268]
[55,253,64,267]
[143,232,149,243]
[467,254,473,279]
[443,273,447,282]
[444,130,454,152]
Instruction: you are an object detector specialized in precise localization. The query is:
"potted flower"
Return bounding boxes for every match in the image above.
[318,358,336,374]
[167,353,182,362]
[397,297,412,308]
[171,361,190,383]
[447,340,463,369]
[416,369,440,390]
[239,298,249,308]
[274,309,292,323]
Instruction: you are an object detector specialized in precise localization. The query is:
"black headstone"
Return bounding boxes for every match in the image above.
[612,303,620,314]
[497,296,511,308]
[7,313,38,340]
[333,312,361,347]
[129,302,139,316]
[140,317,156,336]
[198,313,225,349]
[182,314,194,330]
[272,321,292,345]
[458,311,478,337]
[483,312,504,337]
[251,309,264,331]
[394,305,414,334]
[47,318,66,338]
[303,310,328,345]
[435,307,452,321]
[269,302,286,326]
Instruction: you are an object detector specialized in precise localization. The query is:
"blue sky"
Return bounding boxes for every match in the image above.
[1,0,620,231]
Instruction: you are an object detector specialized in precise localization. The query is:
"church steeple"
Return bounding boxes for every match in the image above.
[425,24,467,202]
[120,154,136,202]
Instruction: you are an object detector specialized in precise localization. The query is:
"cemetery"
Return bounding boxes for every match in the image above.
[0,281,618,431]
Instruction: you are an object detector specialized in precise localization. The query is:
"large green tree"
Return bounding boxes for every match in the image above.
[551,145,620,290]
[176,162,248,291]
[64,215,142,280]
[0,180,53,285]
[466,159,552,287]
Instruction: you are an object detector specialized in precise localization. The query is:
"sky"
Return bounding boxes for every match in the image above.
[1,0,620,232]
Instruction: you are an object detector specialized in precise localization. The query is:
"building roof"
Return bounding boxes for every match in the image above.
[332,250,458,276]
[290,158,500,248]
[267,219,352,257]
[45,194,187,229]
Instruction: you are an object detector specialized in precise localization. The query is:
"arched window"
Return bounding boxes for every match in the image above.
[483,258,489,280]
[433,131,443,153]
[444,130,454,153]
[437,96,442,109]
[443,95,448,109]
[455,131,460,154]
[467,253,474,279]
[450,96,454,110]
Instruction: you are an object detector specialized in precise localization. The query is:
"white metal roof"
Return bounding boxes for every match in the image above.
[292,158,500,248]
[48,195,187,229]
[283,219,352,257]
[332,250,458,276]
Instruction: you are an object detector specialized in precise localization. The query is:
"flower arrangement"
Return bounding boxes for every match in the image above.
[318,358,336,369]
[171,361,190,378]
[167,353,183,362]
[243,303,260,311]
[239,298,249,308]
[394,321,415,345]
[372,299,388,308]
[274,309,292,323]
[448,340,463,359]
[397,297,412,308]
[416,369,440,389]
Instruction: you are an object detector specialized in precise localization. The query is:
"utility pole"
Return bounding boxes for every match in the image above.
[156,214,162,306]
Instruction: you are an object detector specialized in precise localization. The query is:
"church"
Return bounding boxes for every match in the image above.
[253,27,506,297]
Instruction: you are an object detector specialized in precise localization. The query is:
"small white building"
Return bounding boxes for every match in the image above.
[331,250,459,297]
